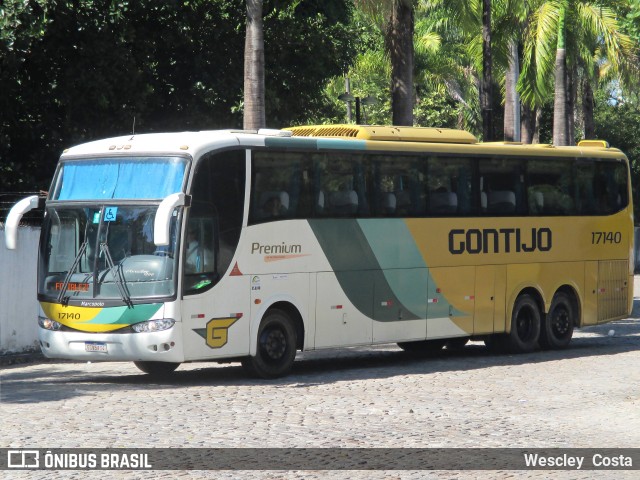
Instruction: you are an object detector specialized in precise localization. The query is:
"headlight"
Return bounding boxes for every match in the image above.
[38,316,62,331]
[131,319,175,333]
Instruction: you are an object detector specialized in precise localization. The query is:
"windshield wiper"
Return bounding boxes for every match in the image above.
[100,242,133,308]
[57,240,89,304]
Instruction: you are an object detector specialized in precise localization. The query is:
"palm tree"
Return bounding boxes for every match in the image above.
[480,0,495,140]
[519,0,637,145]
[553,4,568,145]
[388,0,415,125]
[355,0,416,126]
[421,0,508,140]
[414,5,481,132]
[244,0,266,130]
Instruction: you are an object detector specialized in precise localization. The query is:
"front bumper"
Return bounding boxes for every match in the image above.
[38,325,185,363]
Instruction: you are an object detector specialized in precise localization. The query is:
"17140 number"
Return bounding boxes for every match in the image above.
[591,231,622,244]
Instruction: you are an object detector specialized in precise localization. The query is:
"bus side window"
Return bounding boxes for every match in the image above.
[426,156,473,216]
[186,149,245,293]
[479,158,524,216]
[593,160,629,215]
[315,153,366,217]
[527,158,575,215]
[250,151,311,222]
[185,214,216,275]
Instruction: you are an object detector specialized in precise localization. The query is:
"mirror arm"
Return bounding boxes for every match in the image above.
[154,193,190,246]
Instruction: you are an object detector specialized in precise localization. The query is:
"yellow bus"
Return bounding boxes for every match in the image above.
[5,125,633,378]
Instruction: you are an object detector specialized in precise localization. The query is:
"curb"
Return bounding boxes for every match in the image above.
[0,350,45,367]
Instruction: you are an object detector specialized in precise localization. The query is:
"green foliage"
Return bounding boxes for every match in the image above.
[593,90,640,219]
[262,1,356,126]
[0,0,356,191]
[312,6,479,131]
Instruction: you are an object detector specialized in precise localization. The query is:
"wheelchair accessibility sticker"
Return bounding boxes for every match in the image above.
[104,207,118,222]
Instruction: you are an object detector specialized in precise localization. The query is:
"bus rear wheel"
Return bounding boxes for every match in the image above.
[133,361,180,376]
[505,294,541,353]
[242,309,297,379]
[540,292,574,349]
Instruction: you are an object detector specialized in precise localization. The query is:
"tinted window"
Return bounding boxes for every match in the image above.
[479,158,526,215]
[316,153,369,217]
[248,149,628,221]
[527,159,575,215]
[371,155,425,217]
[576,160,628,215]
[186,149,246,293]
[426,156,475,216]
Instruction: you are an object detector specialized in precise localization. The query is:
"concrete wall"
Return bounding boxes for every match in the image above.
[0,226,40,353]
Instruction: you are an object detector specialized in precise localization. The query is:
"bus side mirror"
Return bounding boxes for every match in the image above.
[154,193,189,246]
[4,195,41,250]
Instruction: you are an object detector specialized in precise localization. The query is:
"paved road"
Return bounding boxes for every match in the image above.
[2,299,640,479]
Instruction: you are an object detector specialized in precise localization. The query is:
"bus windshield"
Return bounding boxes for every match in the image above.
[52,156,188,200]
[38,204,181,304]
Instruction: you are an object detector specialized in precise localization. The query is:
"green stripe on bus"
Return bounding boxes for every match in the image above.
[264,137,319,150]
[89,303,163,325]
[308,219,419,321]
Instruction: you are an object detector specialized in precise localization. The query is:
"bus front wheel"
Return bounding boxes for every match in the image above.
[539,292,574,349]
[505,294,541,353]
[133,361,180,376]
[242,309,297,379]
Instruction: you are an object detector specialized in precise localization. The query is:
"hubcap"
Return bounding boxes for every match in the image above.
[516,306,535,341]
[552,307,570,337]
[260,328,287,361]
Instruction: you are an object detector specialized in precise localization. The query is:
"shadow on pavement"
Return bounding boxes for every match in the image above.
[2,306,638,404]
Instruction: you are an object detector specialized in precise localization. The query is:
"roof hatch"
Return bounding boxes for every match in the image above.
[285,125,477,144]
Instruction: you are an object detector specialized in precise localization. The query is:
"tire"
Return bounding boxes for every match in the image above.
[484,334,508,353]
[242,309,297,379]
[133,361,180,376]
[397,339,446,353]
[539,292,574,349]
[505,294,541,353]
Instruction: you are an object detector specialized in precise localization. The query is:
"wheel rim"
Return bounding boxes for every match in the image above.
[516,305,536,342]
[551,305,571,339]
[259,327,287,363]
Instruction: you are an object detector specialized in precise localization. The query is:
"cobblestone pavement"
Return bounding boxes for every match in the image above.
[2,294,640,479]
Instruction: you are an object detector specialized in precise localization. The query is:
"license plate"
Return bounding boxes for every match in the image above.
[85,342,108,353]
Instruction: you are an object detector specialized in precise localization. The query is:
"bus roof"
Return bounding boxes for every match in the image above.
[59,126,622,159]
[285,125,478,144]
[59,129,292,159]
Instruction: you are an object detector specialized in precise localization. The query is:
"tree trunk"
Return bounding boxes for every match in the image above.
[552,7,568,146]
[533,107,542,144]
[520,102,535,144]
[504,40,520,141]
[244,0,265,130]
[481,0,495,141]
[567,61,577,145]
[386,0,414,126]
[583,75,596,139]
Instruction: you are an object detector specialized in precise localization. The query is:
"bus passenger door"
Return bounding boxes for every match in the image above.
[372,268,428,343]
[474,265,506,334]
[583,261,598,325]
[181,275,251,361]
[314,271,373,348]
